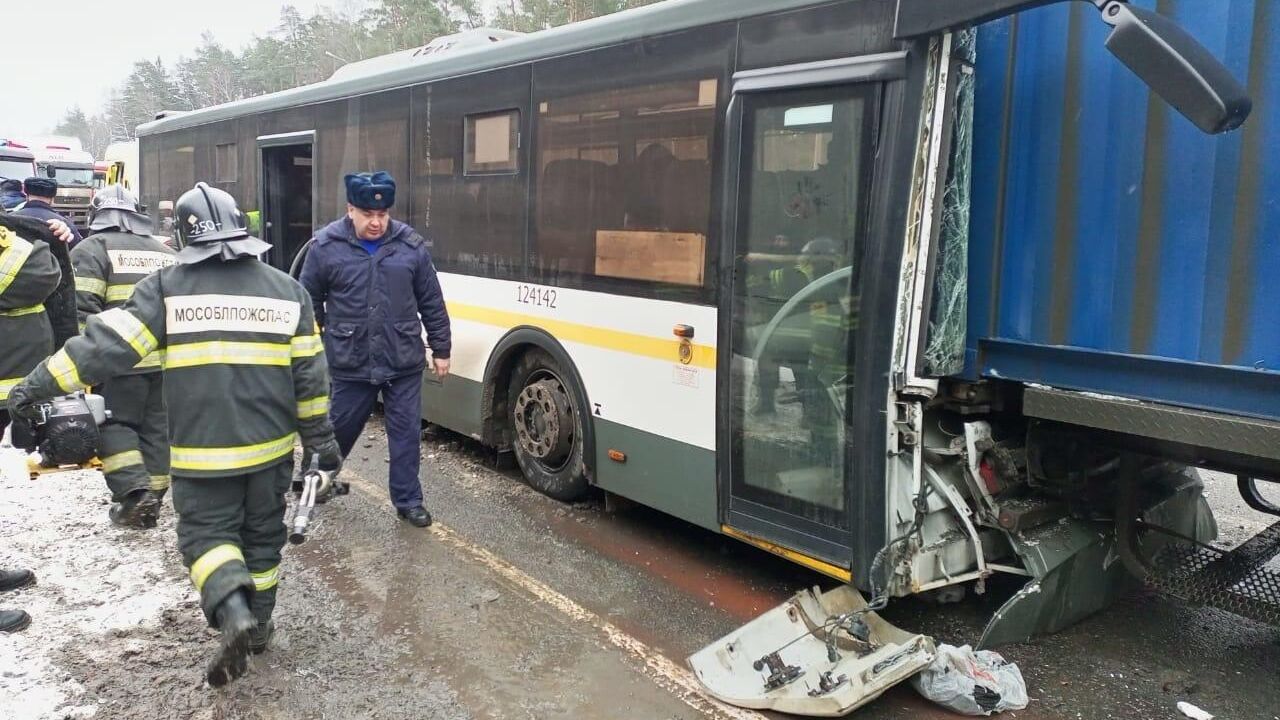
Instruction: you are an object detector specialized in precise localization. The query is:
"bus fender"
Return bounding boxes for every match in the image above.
[481,326,596,480]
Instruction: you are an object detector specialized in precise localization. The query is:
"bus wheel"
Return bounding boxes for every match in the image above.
[507,349,589,501]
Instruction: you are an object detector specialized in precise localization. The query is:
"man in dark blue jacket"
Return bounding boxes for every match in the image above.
[300,171,451,527]
[0,179,24,210]
[14,178,82,246]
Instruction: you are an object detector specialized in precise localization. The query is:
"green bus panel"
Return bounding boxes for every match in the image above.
[592,418,718,532]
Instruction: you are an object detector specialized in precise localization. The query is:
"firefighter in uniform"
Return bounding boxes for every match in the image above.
[794,238,856,457]
[9,183,341,687]
[72,185,177,527]
[0,214,71,634]
[0,216,64,436]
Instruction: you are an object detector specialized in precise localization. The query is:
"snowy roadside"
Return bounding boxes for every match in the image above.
[0,447,191,719]
[0,440,469,720]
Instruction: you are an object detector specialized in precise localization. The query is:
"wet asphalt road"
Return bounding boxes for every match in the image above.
[325,419,1280,720]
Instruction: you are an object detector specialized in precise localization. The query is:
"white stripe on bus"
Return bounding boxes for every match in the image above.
[437,273,717,451]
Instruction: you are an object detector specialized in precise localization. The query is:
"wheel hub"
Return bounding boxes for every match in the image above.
[514,378,573,465]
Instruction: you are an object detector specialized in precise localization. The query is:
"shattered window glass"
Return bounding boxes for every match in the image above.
[923,30,975,377]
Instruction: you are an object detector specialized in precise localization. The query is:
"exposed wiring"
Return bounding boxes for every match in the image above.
[755,479,934,667]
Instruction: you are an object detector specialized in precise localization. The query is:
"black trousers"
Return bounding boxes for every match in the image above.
[171,460,291,629]
[97,373,169,501]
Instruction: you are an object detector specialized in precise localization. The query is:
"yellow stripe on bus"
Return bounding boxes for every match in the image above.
[446,302,716,370]
[721,525,853,583]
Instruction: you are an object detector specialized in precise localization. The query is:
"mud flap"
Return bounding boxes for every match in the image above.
[978,470,1217,648]
[687,586,935,717]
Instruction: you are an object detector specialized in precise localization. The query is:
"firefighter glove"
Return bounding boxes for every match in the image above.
[6,383,42,423]
[304,437,343,475]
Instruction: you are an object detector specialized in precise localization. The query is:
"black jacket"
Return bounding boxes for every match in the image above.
[0,212,77,349]
[299,218,451,384]
[0,222,60,402]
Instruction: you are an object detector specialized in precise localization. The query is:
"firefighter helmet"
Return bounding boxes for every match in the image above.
[174,182,250,245]
[88,184,151,234]
[90,184,140,214]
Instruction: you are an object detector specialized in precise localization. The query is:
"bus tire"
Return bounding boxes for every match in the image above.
[507,348,589,501]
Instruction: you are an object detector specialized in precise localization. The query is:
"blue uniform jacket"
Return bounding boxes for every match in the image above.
[300,217,451,384]
[0,192,25,210]
[13,200,83,247]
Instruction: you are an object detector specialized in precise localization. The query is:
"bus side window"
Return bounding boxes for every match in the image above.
[533,77,717,291]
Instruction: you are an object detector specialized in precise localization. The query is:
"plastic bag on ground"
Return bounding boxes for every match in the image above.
[910,643,1028,716]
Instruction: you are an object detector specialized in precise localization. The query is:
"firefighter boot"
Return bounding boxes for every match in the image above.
[206,590,255,688]
[249,619,274,655]
[109,489,161,529]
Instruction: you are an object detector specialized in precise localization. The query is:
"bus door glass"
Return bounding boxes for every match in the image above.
[727,82,877,563]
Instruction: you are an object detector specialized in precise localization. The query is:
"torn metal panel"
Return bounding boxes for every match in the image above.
[922,30,975,377]
[979,469,1216,648]
[688,586,935,717]
[889,34,944,397]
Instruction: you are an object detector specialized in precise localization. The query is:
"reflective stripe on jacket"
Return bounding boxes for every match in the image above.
[72,230,177,373]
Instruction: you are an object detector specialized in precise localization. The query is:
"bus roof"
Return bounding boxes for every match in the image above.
[136,0,846,138]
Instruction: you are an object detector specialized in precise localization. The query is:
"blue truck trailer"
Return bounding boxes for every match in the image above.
[970,0,1279,424]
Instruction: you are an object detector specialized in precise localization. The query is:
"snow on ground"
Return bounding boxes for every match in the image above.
[0,447,192,719]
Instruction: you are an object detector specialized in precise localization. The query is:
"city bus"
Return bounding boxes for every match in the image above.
[135,1,1255,698]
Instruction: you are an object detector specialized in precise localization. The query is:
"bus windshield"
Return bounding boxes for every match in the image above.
[44,165,95,187]
[0,157,33,181]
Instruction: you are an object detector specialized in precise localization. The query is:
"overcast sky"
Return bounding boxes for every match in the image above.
[1,0,429,139]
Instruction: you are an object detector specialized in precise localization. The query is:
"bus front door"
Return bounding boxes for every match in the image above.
[723,74,882,574]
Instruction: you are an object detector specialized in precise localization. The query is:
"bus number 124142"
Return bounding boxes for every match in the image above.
[516,284,558,309]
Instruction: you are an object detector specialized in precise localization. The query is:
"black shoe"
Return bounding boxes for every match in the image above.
[249,619,274,655]
[0,608,31,632]
[206,592,255,688]
[0,568,35,593]
[397,505,432,528]
[109,489,161,529]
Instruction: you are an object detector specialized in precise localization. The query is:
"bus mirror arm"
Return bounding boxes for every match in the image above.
[893,0,1251,135]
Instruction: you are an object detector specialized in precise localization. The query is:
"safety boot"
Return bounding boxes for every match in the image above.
[249,619,274,655]
[0,568,35,592]
[206,591,255,688]
[0,609,30,632]
[109,489,161,529]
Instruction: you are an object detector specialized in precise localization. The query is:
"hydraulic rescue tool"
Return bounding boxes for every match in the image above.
[289,460,342,544]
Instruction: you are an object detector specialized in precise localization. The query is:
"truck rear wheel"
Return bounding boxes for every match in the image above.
[507,349,589,501]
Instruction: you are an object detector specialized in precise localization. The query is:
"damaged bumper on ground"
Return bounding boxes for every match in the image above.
[688,586,934,717]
